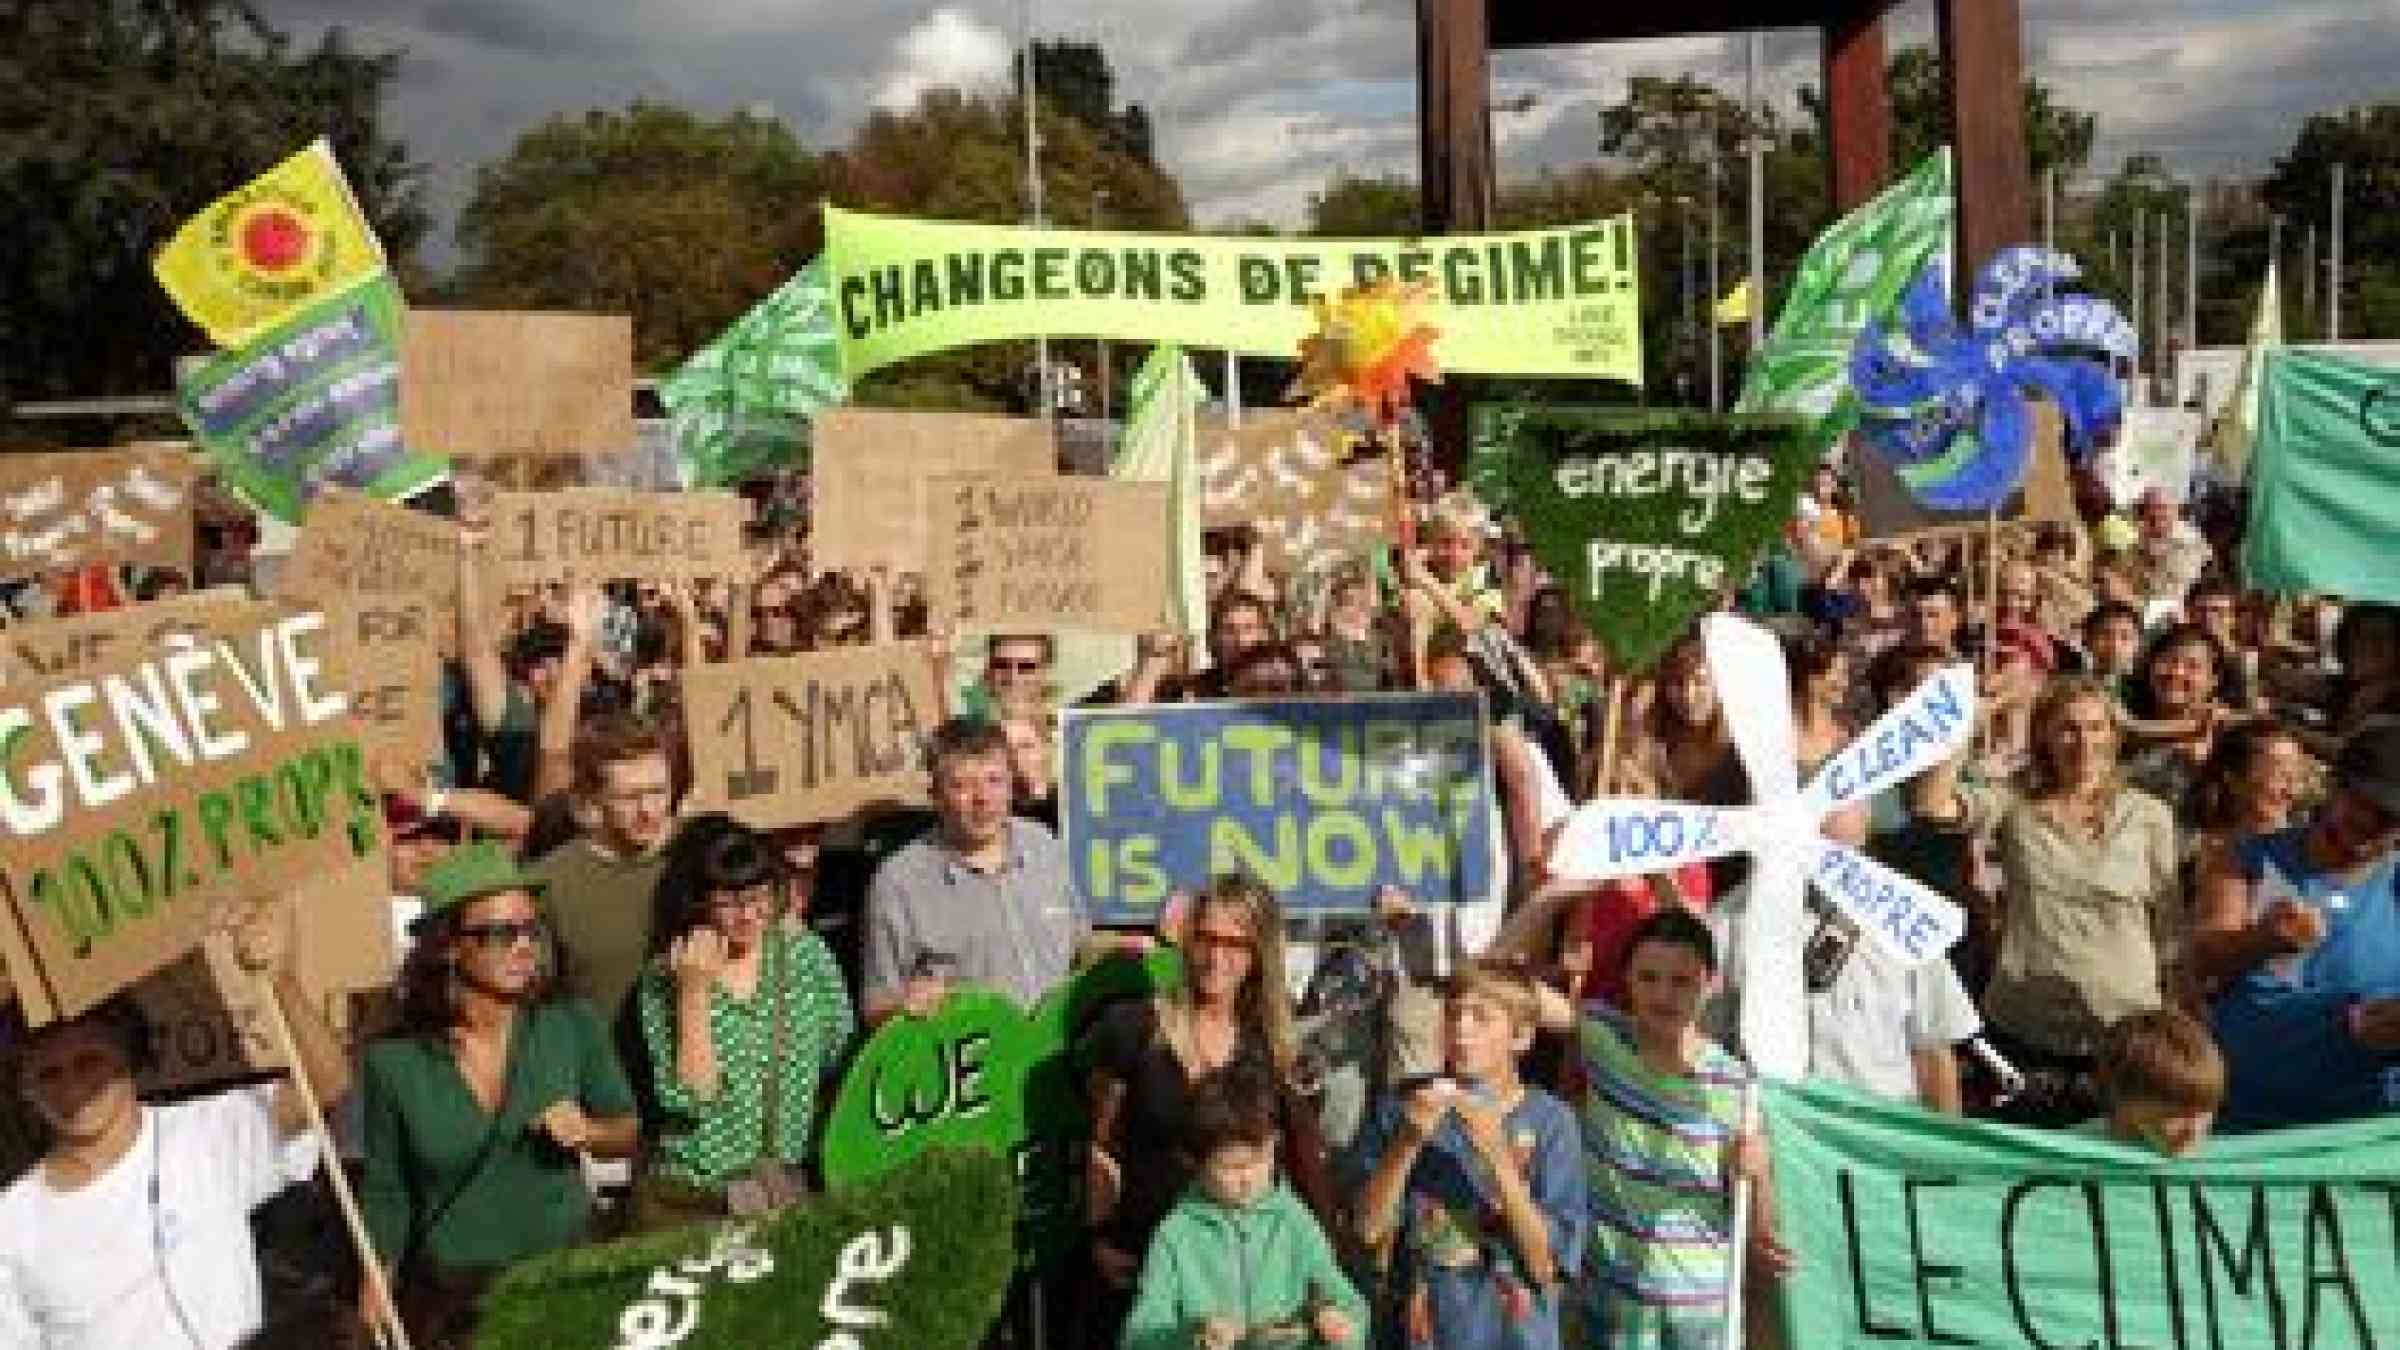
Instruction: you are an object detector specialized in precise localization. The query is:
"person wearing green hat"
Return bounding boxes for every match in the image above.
[356,840,640,1346]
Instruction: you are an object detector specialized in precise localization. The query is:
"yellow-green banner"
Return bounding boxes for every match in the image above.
[821,206,1643,384]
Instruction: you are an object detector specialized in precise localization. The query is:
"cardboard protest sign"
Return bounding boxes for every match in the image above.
[1472,406,1812,671]
[1768,1076,2400,1350]
[175,274,448,524]
[131,849,395,1094]
[478,1148,1016,1350]
[485,488,751,588]
[680,645,938,828]
[280,491,456,776]
[1060,693,1494,922]
[0,604,385,1024]
[810,409,1055,572]
[821,207,1643,384]
[0,589,256,689]
[1856,402,2075,538]
[1198,411,1394,574]
[924,475,1169,633]
[400,309,634,459]
[0,446,198,575]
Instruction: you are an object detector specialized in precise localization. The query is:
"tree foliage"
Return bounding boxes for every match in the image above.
[830,85,1189,411]
[0,0,426,409]
[1021,40,1154,166]
[452,103,828,369]
[2264,104,2400,339]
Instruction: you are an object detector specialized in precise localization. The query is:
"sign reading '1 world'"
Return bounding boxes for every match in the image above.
[1060,693,1494,920]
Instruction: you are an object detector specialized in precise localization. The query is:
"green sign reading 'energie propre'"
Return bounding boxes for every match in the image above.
[821,207,1642,384]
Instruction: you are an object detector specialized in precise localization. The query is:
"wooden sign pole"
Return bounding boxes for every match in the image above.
[256,982,413,1350]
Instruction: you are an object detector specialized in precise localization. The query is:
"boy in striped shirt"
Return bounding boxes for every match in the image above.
[1573,908,1791,1349]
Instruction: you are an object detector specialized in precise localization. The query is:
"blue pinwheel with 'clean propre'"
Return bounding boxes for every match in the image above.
[1850,246,2137,511]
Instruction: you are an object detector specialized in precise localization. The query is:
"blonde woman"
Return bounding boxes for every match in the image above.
[1913,676,2182,1126]
[1075,876,1337,1348]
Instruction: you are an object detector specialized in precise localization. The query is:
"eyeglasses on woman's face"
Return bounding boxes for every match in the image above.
[456,919,547,950]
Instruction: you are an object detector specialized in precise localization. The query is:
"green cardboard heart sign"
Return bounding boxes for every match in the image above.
[818,950,1180,1270]
[475,1146,1016,1350]
[1471,406,1811,671]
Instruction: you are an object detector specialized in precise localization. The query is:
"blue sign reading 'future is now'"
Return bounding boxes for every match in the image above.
[1060,693,1495,922]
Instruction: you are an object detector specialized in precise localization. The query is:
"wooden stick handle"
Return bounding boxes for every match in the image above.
[255,983,414,1350]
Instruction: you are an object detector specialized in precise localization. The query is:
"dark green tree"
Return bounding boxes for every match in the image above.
[453,102,829,369]
[1020,39,1155,166]
[2263,104,2400,339]
[0,0,426,412]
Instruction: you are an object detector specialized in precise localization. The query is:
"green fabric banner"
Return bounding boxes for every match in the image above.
[820,206,1642,383]
[174,274,448,523]
[1736,148,1953,450]
[1767,1078,2400,1349]
[2242,347,2400,605]
[657,258,850,488]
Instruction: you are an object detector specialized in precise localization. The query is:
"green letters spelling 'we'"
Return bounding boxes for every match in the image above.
[1768,1078,2400,1350]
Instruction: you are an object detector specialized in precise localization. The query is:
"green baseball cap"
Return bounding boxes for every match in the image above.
[415,840,548,925]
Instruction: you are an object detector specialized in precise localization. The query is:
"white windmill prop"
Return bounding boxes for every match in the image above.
[1547,614,1978,1080]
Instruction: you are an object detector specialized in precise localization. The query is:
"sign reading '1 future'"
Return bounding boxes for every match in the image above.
[1060,694,1494,920]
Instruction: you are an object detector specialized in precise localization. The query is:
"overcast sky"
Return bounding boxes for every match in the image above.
[258,0,2400,266]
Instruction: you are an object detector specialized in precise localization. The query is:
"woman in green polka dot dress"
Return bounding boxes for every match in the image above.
[631,814,856,1227]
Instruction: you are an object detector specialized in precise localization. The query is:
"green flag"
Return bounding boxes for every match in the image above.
[2242,347,2400,604]
[1767,1077,2400,1349]
[658,258,849,488]
[1736,148,1953,450]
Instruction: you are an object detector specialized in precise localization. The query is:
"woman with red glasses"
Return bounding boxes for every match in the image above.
[1074,875,1338,1350]
[631,814,855,1228]
[358,841,641,1347]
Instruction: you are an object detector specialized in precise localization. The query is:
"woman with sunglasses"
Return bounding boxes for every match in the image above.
[1075,875,1337,1350]
[358,842,641,1347]
[632,815,855,1228]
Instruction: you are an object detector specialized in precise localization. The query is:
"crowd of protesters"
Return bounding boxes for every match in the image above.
[1,440,2397,1350]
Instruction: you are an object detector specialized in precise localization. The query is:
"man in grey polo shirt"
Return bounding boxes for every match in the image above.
[862,717,1090,1022]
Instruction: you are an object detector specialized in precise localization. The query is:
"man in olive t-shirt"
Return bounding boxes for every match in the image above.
[529,716,680,1028]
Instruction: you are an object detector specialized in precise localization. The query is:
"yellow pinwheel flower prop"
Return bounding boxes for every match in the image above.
[1288,278,1442,428]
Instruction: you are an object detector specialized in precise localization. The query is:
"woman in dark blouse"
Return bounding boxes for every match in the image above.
[1076,875,1338,1349]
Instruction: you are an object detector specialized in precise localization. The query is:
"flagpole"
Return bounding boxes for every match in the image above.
[1745,32,1765,357]
[1022,0,1050,430]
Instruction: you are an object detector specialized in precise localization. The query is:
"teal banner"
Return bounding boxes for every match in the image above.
[2243,347,2400,605]
[1767,1078,2400,1349]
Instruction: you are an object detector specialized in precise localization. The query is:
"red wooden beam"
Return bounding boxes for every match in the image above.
[1940,0,2034,292]
[1822,2,1893,211]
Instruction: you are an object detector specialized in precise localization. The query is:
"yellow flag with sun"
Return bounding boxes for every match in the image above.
[152,137,388,348]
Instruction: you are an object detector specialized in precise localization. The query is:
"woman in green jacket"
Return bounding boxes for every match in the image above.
[359,842,642,1347]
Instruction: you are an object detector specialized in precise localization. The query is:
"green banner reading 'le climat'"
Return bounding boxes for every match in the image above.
[1768,1078,2400,1349]
[821,206,1642,383]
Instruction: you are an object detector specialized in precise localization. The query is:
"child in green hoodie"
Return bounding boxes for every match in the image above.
[1122,1064,1369,1350]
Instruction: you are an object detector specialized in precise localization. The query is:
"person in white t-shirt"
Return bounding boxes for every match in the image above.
[0,908,353,1349]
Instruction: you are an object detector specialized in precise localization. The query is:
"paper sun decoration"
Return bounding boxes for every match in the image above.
[1850,246,2136,512]
[1288,277,1443,430]
[1546,615,1975,1080]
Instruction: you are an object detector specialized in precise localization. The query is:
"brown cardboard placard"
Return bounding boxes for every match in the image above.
[924,475,1170,634]
[0,445,199,576]
[1198,412,1394,574]
[680,645,938,829]
[281,492,456,778]
[485,488,752,588]
[401,310,634,459]
[0,589,257,689]
[131,934,375,1096]
[1857,403,2074,539]
[810,409,1055,572]
[0,605,387,1025]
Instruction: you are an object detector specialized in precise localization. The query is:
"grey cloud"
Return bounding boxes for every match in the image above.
[417,0,625,58]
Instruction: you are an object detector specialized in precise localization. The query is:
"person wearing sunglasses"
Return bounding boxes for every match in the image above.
[358,842,640,1346]
[632,816,855,1228]
[981,633,1055,719]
